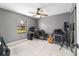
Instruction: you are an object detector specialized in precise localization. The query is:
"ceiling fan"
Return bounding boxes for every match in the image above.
[28,8,48,18]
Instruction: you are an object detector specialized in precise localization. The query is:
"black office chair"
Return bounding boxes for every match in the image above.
[27,27,36,40]
[38,30,48,40]
[53,29,65,50]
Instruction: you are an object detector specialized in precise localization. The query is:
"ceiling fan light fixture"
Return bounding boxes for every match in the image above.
[36,15,41,18]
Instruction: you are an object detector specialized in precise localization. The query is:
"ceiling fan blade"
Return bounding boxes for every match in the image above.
[32,14,37,16]
[28,12,36,14]
[28,12,33,13]
[40,13,48,16]
[39,9,44,13]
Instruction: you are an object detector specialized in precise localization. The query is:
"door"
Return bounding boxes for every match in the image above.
[70,4,77,56]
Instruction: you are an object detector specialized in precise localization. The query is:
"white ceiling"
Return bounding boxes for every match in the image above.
[0,3,73,18]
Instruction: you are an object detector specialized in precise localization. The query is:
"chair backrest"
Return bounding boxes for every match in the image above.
[0,37,6,46]
[54,29,64,35]
[54,35,62,44]
[29,27,35,32]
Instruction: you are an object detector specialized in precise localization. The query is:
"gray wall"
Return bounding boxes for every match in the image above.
[0,8,36,43]
[38,12,70,34]
[0,8,71,43]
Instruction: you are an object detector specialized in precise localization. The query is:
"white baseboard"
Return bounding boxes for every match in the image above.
[7,39,27,46]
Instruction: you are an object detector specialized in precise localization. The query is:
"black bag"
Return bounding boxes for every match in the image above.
[0,37,10,56]
[0,44,4,56]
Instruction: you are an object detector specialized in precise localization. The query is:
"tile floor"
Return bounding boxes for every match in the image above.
[8,39,74,56]
[77,48,79,56]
